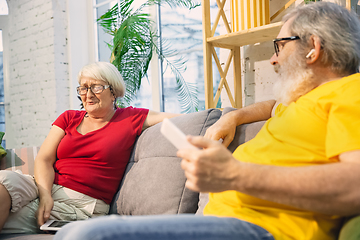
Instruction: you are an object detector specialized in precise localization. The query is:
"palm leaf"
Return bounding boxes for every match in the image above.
[97,0,200,112]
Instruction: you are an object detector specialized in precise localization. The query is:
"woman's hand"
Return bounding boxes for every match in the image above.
[37,192,54,226]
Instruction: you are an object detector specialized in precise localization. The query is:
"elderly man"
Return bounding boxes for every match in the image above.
[55,2,360,240]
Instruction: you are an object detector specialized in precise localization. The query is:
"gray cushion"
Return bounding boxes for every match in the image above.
[0,234,54,239]
[222,107,266,152]
[110,108,222,215]
[196,107,266,215]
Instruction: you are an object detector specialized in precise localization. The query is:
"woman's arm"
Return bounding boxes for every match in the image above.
[34,125,65,226]
[142,110,182,130]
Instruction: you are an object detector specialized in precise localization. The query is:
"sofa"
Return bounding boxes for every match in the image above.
[0,108,358,240]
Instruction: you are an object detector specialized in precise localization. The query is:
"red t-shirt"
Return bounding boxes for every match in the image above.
[53,107,149,204]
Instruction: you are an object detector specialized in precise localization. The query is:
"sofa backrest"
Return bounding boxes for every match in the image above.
[0,108,266,217]
[195,107,266,214]
[109,108,222,215]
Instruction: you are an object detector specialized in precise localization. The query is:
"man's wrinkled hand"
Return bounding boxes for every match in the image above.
[204,113,237,147]
[177,136,240,193]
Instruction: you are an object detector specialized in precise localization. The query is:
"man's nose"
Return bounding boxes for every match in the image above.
[270,53,278,65]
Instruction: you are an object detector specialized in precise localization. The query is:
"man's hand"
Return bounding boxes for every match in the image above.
[204,111,238,147]
[37,193,54,226]
[205,100,276,147]
[177,136,241,193]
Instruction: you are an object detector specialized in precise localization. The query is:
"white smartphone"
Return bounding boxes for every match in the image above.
[160,118,198,150]
[40,220,72,231]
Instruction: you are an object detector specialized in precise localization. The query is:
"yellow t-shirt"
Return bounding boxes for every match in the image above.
[204,73,360,240]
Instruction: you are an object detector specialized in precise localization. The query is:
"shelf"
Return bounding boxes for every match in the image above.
[202,0,351,109]
[207,22,283,48]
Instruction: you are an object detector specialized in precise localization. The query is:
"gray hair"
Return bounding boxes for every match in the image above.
[78,62,126,98]
[283,2,360,74]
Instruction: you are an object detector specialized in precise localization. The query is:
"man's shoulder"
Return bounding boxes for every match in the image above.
[323,73,360,92]
[305,73,360,101]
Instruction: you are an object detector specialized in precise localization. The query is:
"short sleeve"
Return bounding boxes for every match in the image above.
[326,82,360,158]
[53,111,73,131]
[274,103,287,116]
[127,107,149,136]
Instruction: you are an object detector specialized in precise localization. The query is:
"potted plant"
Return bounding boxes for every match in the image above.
[97,0,200,113]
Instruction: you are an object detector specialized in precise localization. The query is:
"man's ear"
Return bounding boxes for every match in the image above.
[306,36,321,64]
[306,49,316,59]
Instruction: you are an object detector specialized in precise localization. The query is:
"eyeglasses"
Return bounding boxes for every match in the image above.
[77,85,111,95]
[273,36,300,56]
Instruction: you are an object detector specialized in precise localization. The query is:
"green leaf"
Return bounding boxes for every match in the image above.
[97,0,200,112]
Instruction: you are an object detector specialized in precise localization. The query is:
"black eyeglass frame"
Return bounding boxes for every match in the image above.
[76,85,111,95]
[273,36,300,56]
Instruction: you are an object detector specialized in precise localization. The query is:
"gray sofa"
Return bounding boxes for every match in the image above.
[0,108,356,239]
[0,108,225,239]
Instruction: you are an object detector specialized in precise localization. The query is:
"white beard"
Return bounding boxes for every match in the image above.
[273,53,318,106]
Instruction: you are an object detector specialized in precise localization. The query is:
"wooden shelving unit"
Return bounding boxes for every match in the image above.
[202,0,351,109]
[207,21,283,48]
[202,0,279,109]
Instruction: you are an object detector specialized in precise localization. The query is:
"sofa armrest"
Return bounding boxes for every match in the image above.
[0,147,40,175]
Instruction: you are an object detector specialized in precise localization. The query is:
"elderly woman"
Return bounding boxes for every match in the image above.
[0,62,178,234]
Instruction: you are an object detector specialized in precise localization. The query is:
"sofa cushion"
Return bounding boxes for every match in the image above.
[110,108,222,215]
[196,107,266,215]
[222,107,266,152]
[0,233,54,240]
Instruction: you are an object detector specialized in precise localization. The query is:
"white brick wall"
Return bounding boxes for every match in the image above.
[5,0,70,148]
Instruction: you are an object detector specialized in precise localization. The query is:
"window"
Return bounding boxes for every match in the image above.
[93,1,221,113]
[93,0,116,62]
[159,4,205,113]
[0,0,8,15]
[0,0,8,147]
[0,34,5,135]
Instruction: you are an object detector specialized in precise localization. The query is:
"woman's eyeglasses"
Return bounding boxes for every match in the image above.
[77,85,111,95]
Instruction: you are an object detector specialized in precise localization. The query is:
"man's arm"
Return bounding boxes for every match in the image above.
[204,100,276,147]
[178,137,360,216]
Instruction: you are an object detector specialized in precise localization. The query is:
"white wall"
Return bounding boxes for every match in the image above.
[5,0,70,148]
[3,0,95,148]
